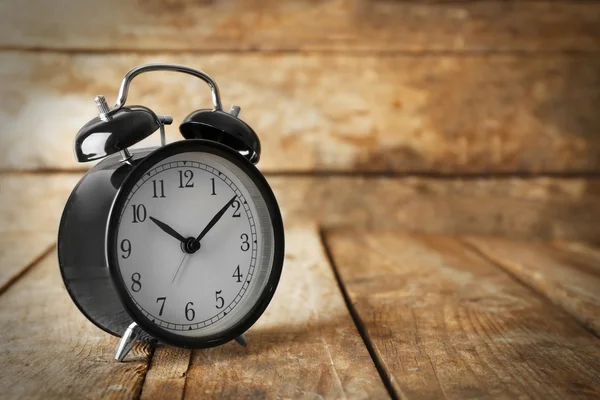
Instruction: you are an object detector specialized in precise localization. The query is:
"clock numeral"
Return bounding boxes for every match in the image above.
[178,170,194,188]
[152,179,166,198]
[131,204,147,223]
[210,178,217,196]
[120,239,131,259]
[156,297,166,316]
[233,265,243,283]
[231,200,241,218]
[215,290,224,309]
[240,233,250,252]
[131,273,142,292]
[185,302,195,321]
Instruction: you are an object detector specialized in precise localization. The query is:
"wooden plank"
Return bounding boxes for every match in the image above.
[0,172,75,294]
[0,173,80,234]
[552,241,600,276]
[465,236,600,336]
[140,347,191,400]
[271,176,600,243]
[170,227,388,399]
[5,173,600,243]
[326,231,600,399]
[0,232,55,294]
[0,251,152,399]
[2,52,600,174]
[0,1,598,52]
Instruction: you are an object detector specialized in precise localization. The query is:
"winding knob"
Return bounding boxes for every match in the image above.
[95,96,112,121]
[228,105,241,117]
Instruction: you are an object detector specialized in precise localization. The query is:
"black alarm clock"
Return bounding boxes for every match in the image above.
[58,64,285,361]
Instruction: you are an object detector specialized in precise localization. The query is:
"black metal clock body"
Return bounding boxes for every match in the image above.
[57,64,284,359]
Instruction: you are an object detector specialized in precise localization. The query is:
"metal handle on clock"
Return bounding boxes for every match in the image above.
[110,63,224,113]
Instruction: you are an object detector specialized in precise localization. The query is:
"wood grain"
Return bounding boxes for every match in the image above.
[0,1,598,52]
[552,241,600,275]
[465,236,600,336]
[0,232,54,294]
[140,346,191,400]
[0,172,77,294]
[2,52,600,173]
[6,173,600,243]
[271,176,600,243]
[176,227,388,399]
[0,251,152,399]
[326,231,600,399]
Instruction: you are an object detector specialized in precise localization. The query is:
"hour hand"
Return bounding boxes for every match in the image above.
[149,216,187,243]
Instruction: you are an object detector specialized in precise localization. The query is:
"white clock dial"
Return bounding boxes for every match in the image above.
[115,151,275,338]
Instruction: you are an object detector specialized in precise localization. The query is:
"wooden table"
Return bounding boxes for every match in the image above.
[1,0,600,398]
[1,175,600,399]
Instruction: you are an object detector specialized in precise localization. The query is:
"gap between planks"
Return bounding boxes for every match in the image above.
[319,229,400,400]
[461,238,600,340]
[324,230,600,399]
[134,345,158,400]
[0,243,55,296]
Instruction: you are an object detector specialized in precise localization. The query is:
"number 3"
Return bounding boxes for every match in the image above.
[241,234,250,251]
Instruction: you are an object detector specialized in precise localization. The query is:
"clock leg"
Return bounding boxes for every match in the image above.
[235,334,248,347]
[115,322,144,362]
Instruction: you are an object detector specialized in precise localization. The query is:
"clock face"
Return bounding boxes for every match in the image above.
[107,141,283,346]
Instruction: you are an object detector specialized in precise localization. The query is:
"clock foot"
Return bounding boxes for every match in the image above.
[235,334,248,347]
[115,322,143,362]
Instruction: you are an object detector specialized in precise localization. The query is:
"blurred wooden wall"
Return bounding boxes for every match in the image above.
[0,0,599,241]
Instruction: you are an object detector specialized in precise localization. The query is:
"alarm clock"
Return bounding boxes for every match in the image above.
[58,64,285,362]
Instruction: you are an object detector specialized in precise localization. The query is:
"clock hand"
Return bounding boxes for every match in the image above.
[171,252,188,283]
[170,195,237,283]
[193,195,237,244]
[149,216,187,243]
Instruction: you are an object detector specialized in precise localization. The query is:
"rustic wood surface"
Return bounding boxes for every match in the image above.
[553,241,600,272]
[2,211,600,398]
[466,237,600,336]
[1,52,600,173]
[0,232,54,294]
[140,346,191,400]
[325,231,600,399]
[0,1,599,52]
[272,175,600,243]
[5,173,600,243]
[0,251,152,399]
[2,0,600,398]
[0,173,79,234]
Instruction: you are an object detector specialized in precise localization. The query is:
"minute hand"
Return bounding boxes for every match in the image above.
[193,195,237,244]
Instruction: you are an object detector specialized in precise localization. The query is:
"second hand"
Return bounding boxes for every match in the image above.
[171,252,188,283]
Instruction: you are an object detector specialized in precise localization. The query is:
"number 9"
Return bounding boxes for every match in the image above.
[121,239,132,259]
